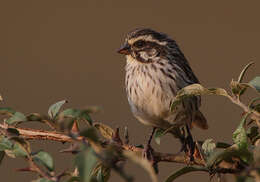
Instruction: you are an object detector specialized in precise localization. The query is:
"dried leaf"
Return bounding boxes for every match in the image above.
[238,62,254,83]
[123,151,158,182]
[94,123,114,140]
[202,139,216,157]
[91,163,111,182]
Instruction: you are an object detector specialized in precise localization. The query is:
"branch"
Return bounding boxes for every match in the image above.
[0,123,241,174]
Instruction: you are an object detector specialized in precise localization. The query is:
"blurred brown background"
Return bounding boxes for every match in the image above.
[1,0,259,181]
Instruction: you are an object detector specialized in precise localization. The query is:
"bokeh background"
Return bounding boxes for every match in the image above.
[1,1,260,181]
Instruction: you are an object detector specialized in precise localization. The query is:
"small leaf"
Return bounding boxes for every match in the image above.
[75,148,98,182]
[0,136,13,151]
[154,128,165,145]
[171,84,228,111]
[238,62,254,83]
[33,151,54,171]
[27,113,43,121]
[6,112,27,125]
[249,76,260,93]
[61,108,93,125]
[0,107,16,115]
[164,166,208,182]
[202,139,216,157]
[48,100,67,119]
[32,178,55,182]
[206,148,253,167]
[94,123,115,140]
[5,142,28,158]
[66,176,80,182]
[79,127,99,142]
[124,151,158,182]
[232,113,250,150]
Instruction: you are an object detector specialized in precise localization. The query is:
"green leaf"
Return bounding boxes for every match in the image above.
[5,142,28,158]
[154,128,165,145]
[79,127,99,142]
[48,100,67,119]
[61,108,93,125]
[0,137,13,151]
[236,176,255,182]
[164,166,208,182]
[249,76,260,93]
[0,107,16,115]
[75,148,98,182]
[238,62,255,83]
[32,178,55,182]
[206,148,253,167]
[0,151,5,165]
[66,176,80,182]
[27,113,43,121]
[6,112,27,125]
[170,84,228,111]
[94,123,114,140]
[202,139,216,157]
[232,113,250,150]
[33,151,54,171]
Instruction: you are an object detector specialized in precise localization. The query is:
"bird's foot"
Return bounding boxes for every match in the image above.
[178,126,195,163]
[142,143,154,162]
[185,134,195,163]
[142,144,159,173]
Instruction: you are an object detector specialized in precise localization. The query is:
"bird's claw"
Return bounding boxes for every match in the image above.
[142,144,154,162]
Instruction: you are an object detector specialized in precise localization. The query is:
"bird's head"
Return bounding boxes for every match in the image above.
[117,28,178,63]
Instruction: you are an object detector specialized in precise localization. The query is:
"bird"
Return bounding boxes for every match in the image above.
[117,28,208,160]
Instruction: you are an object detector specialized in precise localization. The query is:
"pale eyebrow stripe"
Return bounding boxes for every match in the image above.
[128,35,167,46]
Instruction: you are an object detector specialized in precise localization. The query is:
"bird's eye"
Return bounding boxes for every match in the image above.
[134,40,146,48]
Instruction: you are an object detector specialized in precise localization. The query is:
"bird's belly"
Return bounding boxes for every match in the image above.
[127,79,174,128]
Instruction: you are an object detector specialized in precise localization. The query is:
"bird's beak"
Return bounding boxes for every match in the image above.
[117,43,131,55]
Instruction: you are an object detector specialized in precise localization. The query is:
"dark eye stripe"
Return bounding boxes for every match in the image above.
[133,40,146,48]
